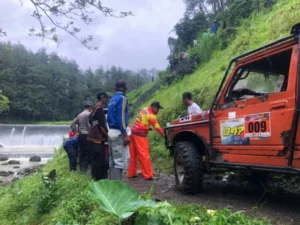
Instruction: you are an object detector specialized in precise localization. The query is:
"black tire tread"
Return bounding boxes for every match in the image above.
[174,141,203,194]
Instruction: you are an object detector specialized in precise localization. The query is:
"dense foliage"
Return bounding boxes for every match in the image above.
[166,0,264,77]
[0,93,9,113]
[0,42,156,122]
[89,179,270,225]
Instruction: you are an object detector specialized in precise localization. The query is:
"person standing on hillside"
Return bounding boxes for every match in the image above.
[182,92,202,116]
[71,101,93,173]
[107,81,130,180]
[88,92,110,180]
[128,101,164,180]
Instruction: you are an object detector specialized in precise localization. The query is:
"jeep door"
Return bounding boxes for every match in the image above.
[212,44,298,167]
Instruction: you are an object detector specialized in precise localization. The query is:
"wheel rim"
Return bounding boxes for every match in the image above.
[176,154,184,185]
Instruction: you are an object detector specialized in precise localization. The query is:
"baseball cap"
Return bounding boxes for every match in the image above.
[69,131,75,139]
[150,101,164,109]
[83,101,93,107]
[97,92,111,100]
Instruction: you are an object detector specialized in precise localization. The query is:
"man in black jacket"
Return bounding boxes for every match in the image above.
[88,92,110,180]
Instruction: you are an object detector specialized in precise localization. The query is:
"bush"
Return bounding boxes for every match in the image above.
[0,93,9,112]
[188,32,221,66]
[225,0,254,27]
[0,148,115,225]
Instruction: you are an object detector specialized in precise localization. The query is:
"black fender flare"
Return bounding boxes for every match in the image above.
[173,131,209,156]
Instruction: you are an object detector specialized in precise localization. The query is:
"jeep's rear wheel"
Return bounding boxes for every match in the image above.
[174,141,203,194]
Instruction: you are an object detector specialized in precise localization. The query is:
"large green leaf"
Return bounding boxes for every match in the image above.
[90,180,157,219]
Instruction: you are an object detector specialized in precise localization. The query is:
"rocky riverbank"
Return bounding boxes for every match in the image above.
[0,154,48,186]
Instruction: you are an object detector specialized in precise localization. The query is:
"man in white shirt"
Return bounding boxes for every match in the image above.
[182,92,202,116]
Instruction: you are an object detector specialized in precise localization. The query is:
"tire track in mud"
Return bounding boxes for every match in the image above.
[124,174,300,225]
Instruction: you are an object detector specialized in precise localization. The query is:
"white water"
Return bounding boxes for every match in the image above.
[0,147,55,158]
[0,124,69,147]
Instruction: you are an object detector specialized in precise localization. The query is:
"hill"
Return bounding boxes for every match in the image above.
[128,0,300,173]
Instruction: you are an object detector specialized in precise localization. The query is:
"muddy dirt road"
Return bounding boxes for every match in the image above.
[124,174,300,225]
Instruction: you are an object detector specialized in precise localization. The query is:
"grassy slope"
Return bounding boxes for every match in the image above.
[0,149,270,225]
[134,0,300,174]
[127,82,155,105]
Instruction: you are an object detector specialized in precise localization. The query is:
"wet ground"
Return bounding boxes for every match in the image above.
[124,174,300,225]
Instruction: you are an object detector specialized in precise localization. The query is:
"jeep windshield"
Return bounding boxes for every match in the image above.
[225,48,292,103]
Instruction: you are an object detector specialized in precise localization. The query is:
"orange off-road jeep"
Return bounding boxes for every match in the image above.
[164,23,300,194]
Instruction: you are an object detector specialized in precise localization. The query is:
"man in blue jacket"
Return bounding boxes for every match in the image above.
[107,80,130,180]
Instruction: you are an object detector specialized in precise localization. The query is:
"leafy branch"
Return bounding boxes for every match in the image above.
[0,28,7,37]
[24,0,133,50]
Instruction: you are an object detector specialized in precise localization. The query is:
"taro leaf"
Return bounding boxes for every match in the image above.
[90,180,157,219]
[127,199,157,212]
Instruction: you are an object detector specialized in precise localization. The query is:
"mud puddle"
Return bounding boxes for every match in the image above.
[124,174,300,225]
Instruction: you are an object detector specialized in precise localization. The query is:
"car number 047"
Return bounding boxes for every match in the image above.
[222,126,244,136]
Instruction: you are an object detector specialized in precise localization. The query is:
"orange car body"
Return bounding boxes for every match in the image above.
[165,25,300,174]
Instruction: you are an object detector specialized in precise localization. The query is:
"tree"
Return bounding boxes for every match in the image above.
[168,37,178,55]
[1,0,132,50]
[174,13,209,49]
[182,0,209,17]
[0,41,154,121]
[183,0,233,18]
[0,94,9,113]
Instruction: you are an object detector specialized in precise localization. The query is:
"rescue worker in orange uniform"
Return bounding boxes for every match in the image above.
[128,101,164,180]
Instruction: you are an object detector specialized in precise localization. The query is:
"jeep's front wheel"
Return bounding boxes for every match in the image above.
[174,141,203,194]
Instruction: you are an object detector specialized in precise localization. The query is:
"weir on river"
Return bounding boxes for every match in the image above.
[0,124,70,184]
[0,124,69,147]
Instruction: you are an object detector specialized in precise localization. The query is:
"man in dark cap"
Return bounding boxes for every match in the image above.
[128,101,164,180]
[88,92,110,180]
[107,80,130,180]
[71,101,93,173]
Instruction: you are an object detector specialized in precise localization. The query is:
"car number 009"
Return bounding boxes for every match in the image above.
[247,121,267,133]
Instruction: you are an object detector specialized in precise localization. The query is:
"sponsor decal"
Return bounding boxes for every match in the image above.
[179,115,192,122]
[220,118,250,145]
[244,112,271,139]
[228,111,236,119]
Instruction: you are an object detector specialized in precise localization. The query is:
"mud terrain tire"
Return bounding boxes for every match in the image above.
[174,141,203,194]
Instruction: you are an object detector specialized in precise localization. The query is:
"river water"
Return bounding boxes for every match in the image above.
[0,124,69,147]
[0,124,69,185]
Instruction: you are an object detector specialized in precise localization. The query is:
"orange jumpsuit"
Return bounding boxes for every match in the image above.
[128,107,164,179]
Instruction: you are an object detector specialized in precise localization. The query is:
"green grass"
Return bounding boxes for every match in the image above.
[0,148,116,225]
[174,204,270,225]
[139,0,300,174]
[0,148,270,225]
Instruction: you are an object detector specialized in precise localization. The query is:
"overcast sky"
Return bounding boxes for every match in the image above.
[0,0,185,71]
